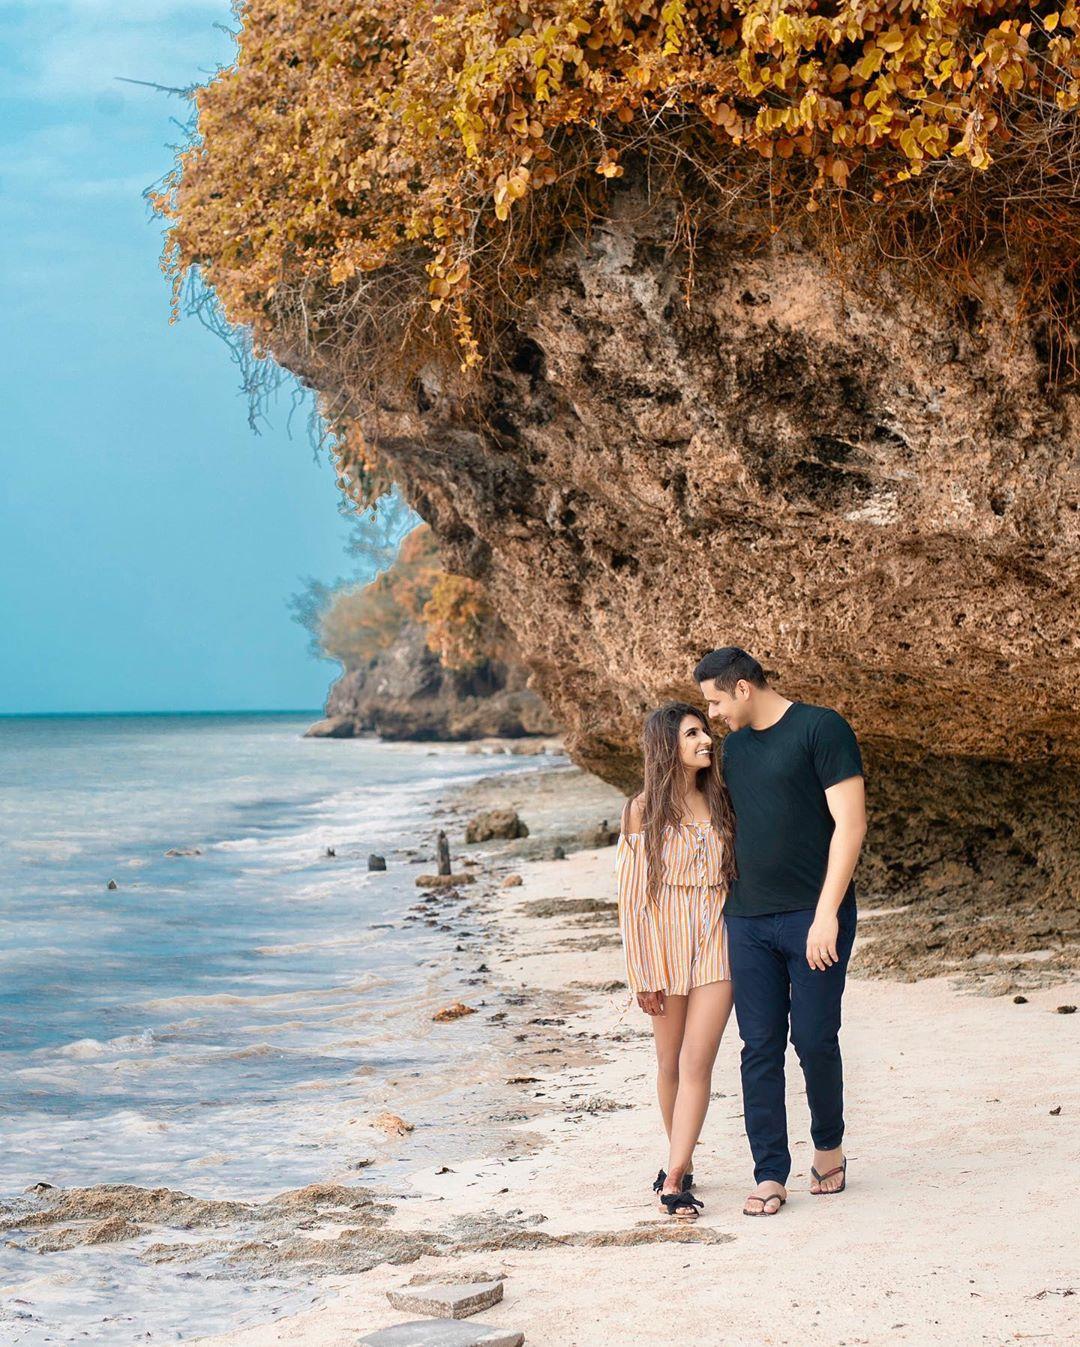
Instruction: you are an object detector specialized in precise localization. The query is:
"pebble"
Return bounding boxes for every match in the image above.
[1056,1005,1077,1014]
[373,1112,414,1136]
[1013,995,1028,1004]
[369,854,388,871]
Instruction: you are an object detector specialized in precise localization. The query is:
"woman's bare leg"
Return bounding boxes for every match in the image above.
[663,981,734,1192]
[650,993,688,1152]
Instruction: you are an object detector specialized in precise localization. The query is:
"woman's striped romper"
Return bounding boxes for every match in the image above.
[615,815,730,995]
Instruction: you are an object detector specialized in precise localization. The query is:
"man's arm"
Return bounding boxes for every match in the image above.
[806,775,867,971]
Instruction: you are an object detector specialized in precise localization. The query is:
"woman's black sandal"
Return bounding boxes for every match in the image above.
[659,1190,703,1220]
[652,1168,694,1197]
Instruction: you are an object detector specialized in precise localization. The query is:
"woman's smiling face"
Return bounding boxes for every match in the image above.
[678,713,713,773]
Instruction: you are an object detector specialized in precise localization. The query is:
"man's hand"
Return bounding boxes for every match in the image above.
[807,775,866,971]
[806,913,839,970]
[636,990,666,1016]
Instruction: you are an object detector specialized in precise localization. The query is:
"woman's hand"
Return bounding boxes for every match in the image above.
[636,990,666,1016]
[806,913,839,970]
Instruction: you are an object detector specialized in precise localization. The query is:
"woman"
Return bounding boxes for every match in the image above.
[616,701,736,1220]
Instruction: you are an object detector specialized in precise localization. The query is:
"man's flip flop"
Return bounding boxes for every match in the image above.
[659,1190,703,1220]
[810,1159,847,1194]
[743,1192,786,1216]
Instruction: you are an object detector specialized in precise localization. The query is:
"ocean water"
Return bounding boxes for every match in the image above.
[0,714,539,1343]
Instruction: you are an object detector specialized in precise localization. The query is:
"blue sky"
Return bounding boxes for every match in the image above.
[0,2,366,714]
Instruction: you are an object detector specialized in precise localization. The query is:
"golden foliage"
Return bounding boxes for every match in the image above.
[158,0,1080,391]
[422,573,503,671]
[320,524,500,671]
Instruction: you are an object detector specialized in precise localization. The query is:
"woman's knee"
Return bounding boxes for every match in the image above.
[677,1046,716,1083]
[655,1053,681,1084]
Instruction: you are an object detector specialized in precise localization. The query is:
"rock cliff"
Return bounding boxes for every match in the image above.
[320,621,556,741]
[305,520,557,741]
[292,182,1078,952]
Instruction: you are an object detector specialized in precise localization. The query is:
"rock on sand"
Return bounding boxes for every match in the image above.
[386,1280,504,1319]
[465,810,529,843]
[359,1321,522,1347]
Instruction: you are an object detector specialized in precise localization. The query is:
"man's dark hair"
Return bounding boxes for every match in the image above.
[693,647,768,692]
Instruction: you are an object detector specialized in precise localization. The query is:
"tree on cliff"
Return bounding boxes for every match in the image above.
[320,524,506,674]
[158,0,1080,504]
[288,489,418,657]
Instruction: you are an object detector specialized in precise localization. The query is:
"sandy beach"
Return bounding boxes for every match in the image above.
[187,760,1079,1347]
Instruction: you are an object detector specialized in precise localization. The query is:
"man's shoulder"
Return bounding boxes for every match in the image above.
[797,702,855,735]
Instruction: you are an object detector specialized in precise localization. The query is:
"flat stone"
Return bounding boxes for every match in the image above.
[359,1319,521,1347]
[386,1281,504,1319]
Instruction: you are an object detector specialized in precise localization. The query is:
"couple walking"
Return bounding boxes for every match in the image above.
[616,646,867,1219]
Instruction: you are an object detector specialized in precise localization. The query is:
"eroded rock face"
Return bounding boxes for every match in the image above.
[324,622,557,741]
[287,182,1080,923]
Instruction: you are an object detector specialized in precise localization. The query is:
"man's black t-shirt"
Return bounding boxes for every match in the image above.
[721,701,863,918]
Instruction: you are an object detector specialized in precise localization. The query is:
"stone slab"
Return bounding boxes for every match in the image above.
[359,1320,521,1347]
[386,1282,503,1320]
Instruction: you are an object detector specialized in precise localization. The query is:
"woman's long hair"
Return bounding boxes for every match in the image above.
[631,701,736,904]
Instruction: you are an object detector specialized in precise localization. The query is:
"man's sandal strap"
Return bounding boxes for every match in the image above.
[743,1196,781,1217]
[811,1163,846,1181]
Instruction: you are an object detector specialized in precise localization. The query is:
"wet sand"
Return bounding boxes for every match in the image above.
[187,763,1080,1347]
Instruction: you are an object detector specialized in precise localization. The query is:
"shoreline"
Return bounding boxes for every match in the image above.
[0,734,612,1345]
[188,760,1079,1347]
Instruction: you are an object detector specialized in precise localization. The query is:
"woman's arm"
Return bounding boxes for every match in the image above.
[617,798,666,1015]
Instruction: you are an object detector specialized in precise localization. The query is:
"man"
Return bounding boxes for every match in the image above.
[694,647,867,1217]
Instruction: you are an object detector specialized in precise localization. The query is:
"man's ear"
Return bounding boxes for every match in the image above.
[736,679,752,701]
